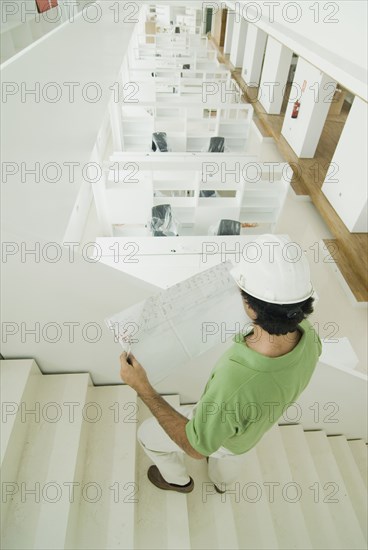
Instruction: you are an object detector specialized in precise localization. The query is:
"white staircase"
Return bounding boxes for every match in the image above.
[1,360,367,550]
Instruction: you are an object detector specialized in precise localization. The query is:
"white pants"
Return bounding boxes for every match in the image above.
[137,404,248,488]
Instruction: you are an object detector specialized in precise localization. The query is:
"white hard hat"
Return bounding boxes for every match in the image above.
[231,235,314,304]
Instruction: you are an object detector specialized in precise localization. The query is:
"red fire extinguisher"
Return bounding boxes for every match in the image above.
[291,100,300,119]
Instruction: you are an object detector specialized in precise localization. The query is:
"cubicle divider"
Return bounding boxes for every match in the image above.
[127,25,217,71]
[124,74,239,107]
[136,33,208,50]
[131,32,215,60]
[128,67,231,82]
[113,102,253,153]
[94,154,290,238]
[131,47,217,66]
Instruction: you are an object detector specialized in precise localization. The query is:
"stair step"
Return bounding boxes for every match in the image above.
[135,395,191,550]
[186,432,281,550]
[1,373,91,550]
[186,445,278,550]
[185,457,221,550]
[2,359,366,550]
[211,490,239,550]
[280,425,343,550]
[166,490,193,550]
[305,431,366,549]
[256,424,313,549]
[186,453,240,550]
[327,435,367,538]
[230,446,279,549]
[0,360,41,468]
[1,360,42,530]
[70,385,138,550]
[348,439,368,486]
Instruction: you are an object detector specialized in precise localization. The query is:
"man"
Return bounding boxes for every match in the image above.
[120,235,322,493]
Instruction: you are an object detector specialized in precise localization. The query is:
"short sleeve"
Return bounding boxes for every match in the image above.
[185,374,241,456]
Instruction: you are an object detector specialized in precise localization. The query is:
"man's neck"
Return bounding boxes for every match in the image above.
[245,325,302,358]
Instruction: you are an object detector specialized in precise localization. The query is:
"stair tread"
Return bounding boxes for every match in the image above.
[211,488,240,550]
[256,424,313,549]
[185,458,221,550]
[135,395,178,550]
[327,435,368,538]
[305,430,366,549]
[0,360,41,466]
[1,360,43,545]
[166,490,192,550]
[72,385,138,550]
[0,359,39,403]
[229,446,279,550]
[2,361,366,550]
[135,395,191,550]
[1,373,91,550]
[280,425,343,550]
[186,446,278,549]
[348,439,368,487]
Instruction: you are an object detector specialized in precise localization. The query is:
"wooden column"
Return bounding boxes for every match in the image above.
[212,8,227,48]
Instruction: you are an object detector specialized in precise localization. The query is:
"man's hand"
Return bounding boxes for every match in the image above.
[120,352,150,393]
[119,352,205,459]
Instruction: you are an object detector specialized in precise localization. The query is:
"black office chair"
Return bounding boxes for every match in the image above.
[152,132,169,152]
[199,137,225,198]
[199,138,224,196]
[150,204,178,236]
[217,219,241,236]
[208,136,225,153]
[199,190,217,197]
[181,64,191,77]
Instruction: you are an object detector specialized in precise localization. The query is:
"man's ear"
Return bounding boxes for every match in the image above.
[242,297,257,320]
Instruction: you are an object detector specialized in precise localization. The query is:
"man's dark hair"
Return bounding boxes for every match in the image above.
[240,290,314,336]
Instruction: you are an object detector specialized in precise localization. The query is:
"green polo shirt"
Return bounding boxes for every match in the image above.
[185,319,322,456]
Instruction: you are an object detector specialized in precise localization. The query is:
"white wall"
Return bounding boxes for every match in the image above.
[259,37,293,114]
[1,231,156,384]
[281,361,367,439]
[224,0,367,101]
[1,1,142,378]
[281,58,337,158]
[229,16,247,68]
[242,23,267,86]
[322,97,368,232]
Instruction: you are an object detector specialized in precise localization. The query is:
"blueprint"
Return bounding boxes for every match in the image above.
[106,262,249,384]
